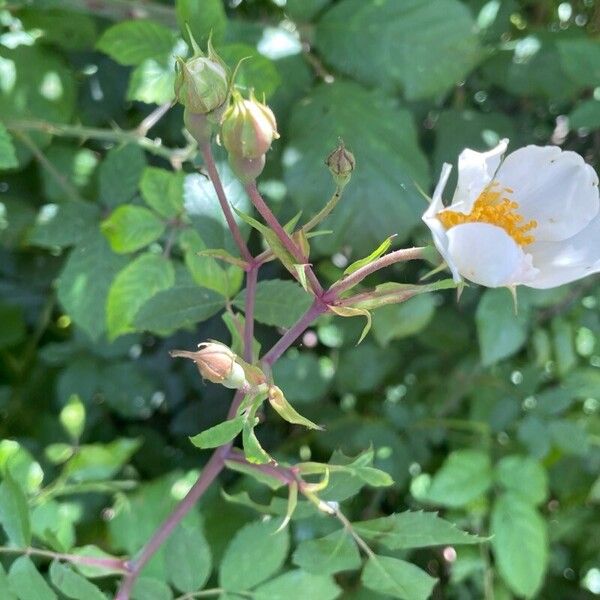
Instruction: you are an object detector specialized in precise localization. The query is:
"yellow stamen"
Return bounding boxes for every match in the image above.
[437,181,537,246]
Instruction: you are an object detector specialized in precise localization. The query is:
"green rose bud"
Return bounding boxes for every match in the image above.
[221,90,279,160]
[174,37,229,116]
[326,141,355,187]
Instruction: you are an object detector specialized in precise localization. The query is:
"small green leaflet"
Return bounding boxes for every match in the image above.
[189,416,245,449]
[343,235,394,276]
[268,386,323,430]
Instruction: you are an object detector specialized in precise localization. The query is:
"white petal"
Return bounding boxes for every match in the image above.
[451,138,509,211]
[446,223,538,288]
[526,212,600,289]
[497,145,600,241]
[422,163,462,282]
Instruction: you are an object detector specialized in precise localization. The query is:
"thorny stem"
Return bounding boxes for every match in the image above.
[201,144,252,263]
[6,119,196,167]
[245,181,324,297]
[325,246,426,300]
[0,545,127,572]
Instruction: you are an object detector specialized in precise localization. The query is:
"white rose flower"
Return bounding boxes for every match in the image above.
[423,139,600,289]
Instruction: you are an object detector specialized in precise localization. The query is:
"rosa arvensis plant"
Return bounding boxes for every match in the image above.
[423,139,600,289]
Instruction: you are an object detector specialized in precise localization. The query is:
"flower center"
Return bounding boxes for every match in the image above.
[437,181,537,246]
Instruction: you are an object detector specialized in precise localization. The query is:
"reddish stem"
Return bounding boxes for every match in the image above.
[201,144,252,263]
[245,182,323,297]
[243,266,258,363]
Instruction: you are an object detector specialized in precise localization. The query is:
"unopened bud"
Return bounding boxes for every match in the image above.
[174,37,229,117]
[227,153,266,184]
[221,90,279,160]
[170,342,247,389]
[326,141,355,187]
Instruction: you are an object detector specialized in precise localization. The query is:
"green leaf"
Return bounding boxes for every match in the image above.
[220,44,281,99]
[101,205,166,254]
[49,561,105,600]
[268,386,323,430]
[179,229,241,298]
[569,99,600,129]
[420,449,492,508]
[106,253,175,339]
[0,123,18,169]
[57,231,128,341]
[557,38,600,88]
[253,570,341,600]
[284,81,429,256]
[28,201,100,249]
[140,167,184,219]
[491,493,548,598]
[234,279,312,328]
[63,438,141,482]
[99,144,146,208]
[165,524,212,593]
[177,0,227,46]
[549,419,590,456]
[219,518,289,591]
[134,285,224,335]
[127,57,177,105]
[316,0,479,100]
[495,456,548,505]
[361,555,437,600]
[476,288,528,366]
[0,562,17,599]
[344,236,393,276]
[189,417,245,449]
[96,20,177,66]
[243,417,271,465]
[353,511,483,550]
[292,529,361,575]
[372,295,436,346]
[0,304,26,349]
[132,578,173,600]
[0,471,31,546]
[8,556,57,600]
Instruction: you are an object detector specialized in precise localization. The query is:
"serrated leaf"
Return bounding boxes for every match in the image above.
[57,232,128,341]
[190,416,245,449]
[101,205,165,254]
[0,123,18,169]
[476,288,529,366]
[219,518,289,591]
[0,471,31,546]
[165,524,212,593]
[134,285,224,335]
[361,554,437,600]
[420,449,492,508]
[106,253,175,339]
[253,570,341,600]
[127,57,177,105]
[49,561,105,600]
[491,493,548,598]
[96,20,176,66]
[234,279,312,328]
[293,529,361,575]
[344,236,393,276]
[140,167,184,219]
[8,556,57,600]
[99,145,146,208]
[495,456,548,505]
[316,0,479,100]
[353,511,484,550]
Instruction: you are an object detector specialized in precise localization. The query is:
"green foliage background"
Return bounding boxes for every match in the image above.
[1,0,600,598]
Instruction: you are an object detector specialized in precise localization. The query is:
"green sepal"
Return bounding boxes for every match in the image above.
[343,235,394,276]
[268,386,324,430]
[329,305,372,345]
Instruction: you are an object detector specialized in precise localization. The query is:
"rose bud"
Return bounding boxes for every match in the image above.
[174,36,229,117]
[326,140,355,187]
[170,342,247,390]
[221,90,279,160]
